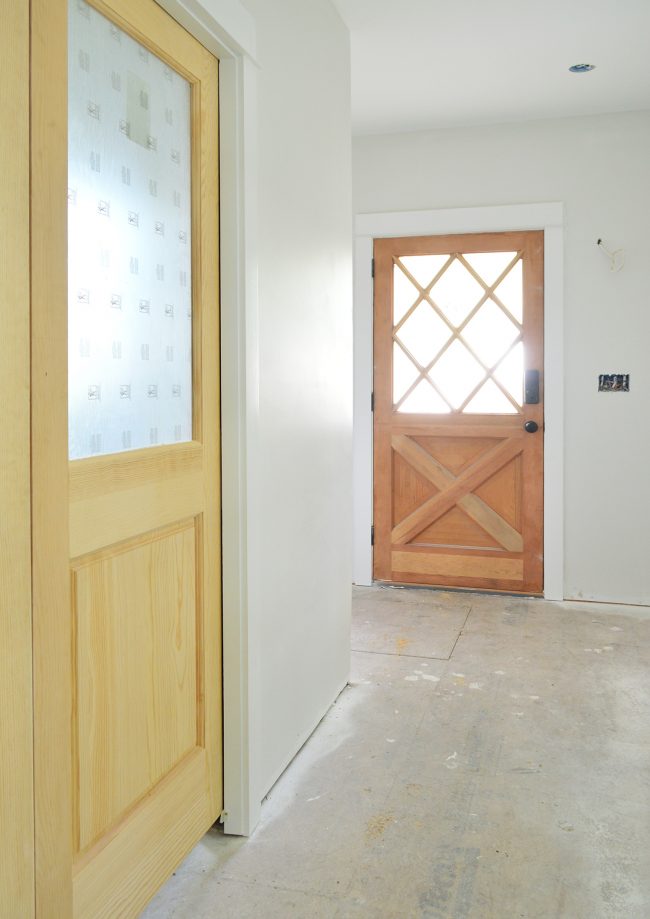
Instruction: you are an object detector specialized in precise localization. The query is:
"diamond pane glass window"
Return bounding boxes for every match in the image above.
[400,380,450,414]
[428,340,485,409]
[393,264,419,324]
[462,301,520,368]
[396,303,451,367]
[429,258,484,327]
[68,0,192,459]
[390,247,528,416]
[493,258,523,322]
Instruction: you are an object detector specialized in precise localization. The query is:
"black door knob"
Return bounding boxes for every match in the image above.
[524,421,539,434]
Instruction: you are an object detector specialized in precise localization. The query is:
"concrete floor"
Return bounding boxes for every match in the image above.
[143,586,650,918]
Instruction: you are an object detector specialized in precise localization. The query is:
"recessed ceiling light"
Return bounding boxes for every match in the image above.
[569,63,596,73]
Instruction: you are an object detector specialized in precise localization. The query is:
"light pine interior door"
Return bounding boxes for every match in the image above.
[31,1,221,916]
[373,231,544,594]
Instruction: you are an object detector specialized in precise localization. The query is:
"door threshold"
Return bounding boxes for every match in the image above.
[372,580,543,600]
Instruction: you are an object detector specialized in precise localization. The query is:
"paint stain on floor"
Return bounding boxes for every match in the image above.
[365,813,394,842]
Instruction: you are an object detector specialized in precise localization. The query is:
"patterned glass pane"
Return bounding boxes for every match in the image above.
[462,301,520,368]
[399,380,450,414]
[395,303,451,367]
[68,0,192,459]
[429,258,484,327]
[393,265,419,324]
[428,340,485,410]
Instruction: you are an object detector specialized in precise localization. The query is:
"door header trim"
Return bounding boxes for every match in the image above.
[356,202,563,238]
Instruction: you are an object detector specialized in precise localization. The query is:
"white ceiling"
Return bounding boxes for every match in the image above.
[332,0,650,135]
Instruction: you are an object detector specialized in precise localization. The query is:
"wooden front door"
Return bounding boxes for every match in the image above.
[31,1,221,916]
[373,232,544,594]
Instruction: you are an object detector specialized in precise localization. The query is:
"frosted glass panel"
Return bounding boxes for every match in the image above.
[395,303,451,367]
[68,0,192,459]
[399,380,450,414]
[429,340,485,410]
[462,301,520,368]
[393,264,419,324]
[463,251,517,287]
[398,254,449,289]
[464,379,518,414]
[494,259,523,322]
[494,342,524,406]
[429,259,484,326]
[393,343,419,404]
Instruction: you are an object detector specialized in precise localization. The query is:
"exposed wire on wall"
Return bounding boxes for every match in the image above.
[597,238,625,272]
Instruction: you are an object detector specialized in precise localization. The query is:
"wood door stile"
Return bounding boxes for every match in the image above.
[31,1,72,914]
[1,3,35,916]
[373,231,544,594]
[32,1,222,916]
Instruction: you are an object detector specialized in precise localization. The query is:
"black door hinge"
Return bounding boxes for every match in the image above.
[370,391,375,412]
[371,525,375,546]
[371,258,375,278]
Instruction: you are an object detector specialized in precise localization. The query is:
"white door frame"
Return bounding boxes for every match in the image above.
[353,203,564,601]
[157,0,261,834]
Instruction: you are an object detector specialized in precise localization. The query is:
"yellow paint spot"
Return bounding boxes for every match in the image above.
[396,636,411,654]
[365,814,394,841]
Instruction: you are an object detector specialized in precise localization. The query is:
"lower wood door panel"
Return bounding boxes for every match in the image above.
[72,520,200,856]
[374,423,541,592]
[73,749,212,918]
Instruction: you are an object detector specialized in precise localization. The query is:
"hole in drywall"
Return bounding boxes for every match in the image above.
[598,373,629,393]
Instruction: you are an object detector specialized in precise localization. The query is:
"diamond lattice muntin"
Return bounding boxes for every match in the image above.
[392,251,523,414]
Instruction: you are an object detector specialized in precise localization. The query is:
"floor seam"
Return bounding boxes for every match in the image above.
[350,648,455,662]
[446,604,473,660]
[351,605,472,662]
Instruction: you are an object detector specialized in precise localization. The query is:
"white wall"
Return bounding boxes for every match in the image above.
[353,111,650,606]
[242,0,353,800]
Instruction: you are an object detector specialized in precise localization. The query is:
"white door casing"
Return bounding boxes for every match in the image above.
[157,0,260,835]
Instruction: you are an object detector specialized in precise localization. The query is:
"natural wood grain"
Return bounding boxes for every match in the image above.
[374,231,544,592]
[391,436,524,545]
[73,750,212,919]
[459,491,522,552]
[1,4,35,916]
[196,46,222,821]
[392,434,523,550]
[74,523,198,853]
[70,443,203,500]
[31,1,73,916]
[392,550,523,581]
[69,468,204,558]
[414,507,502,550]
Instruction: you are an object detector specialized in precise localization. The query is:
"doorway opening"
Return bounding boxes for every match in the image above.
[352,203,564,600]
